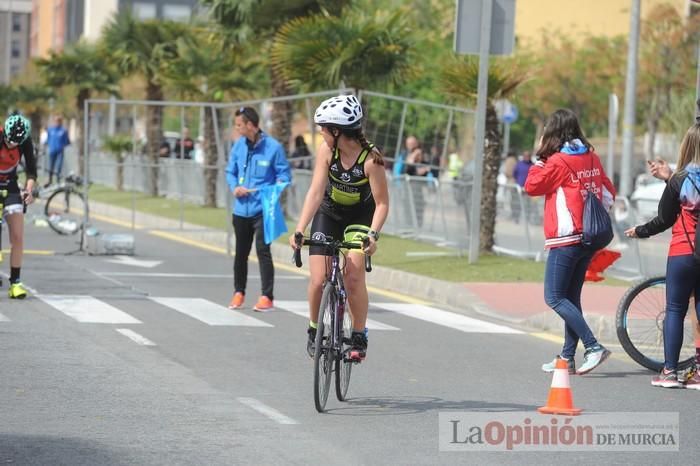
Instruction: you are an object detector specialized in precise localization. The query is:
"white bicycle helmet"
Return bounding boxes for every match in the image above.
[314,95,363,129]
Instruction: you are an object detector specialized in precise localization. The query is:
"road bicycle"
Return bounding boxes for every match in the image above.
[293,232,372,413]
[616,276,696,372]
[42,173,88,236]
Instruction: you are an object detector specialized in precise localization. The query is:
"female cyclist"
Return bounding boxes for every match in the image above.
[289,95,389,361]
[0,112,37,298]
[625,123,700,389]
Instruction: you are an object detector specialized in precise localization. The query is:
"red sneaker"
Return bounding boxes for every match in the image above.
[228,292,244,309]
[684,366,700,390]
[253,296,274,312]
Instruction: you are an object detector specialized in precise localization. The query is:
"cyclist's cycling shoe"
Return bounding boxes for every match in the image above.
[307,326,317,358]
[348,331,368,361]
[8,282,28,299]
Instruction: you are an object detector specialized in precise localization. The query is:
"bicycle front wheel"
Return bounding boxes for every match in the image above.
[45,188,87,235]
[314,282,335,413]
[616,276,695,372]
[335,305,353,401]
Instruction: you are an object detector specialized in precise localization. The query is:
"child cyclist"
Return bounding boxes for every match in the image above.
[289,95,389,361]
[0,112,37,298]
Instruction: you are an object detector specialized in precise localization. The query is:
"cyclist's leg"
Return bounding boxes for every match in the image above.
[344,252,368,332]
[307,211,340,323]
[5,197,27,297]
[663,255,695,371]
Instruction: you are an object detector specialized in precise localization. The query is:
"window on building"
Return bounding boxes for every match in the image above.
[133,2,157,20]
[163,4,191,22]
[12,13,21,32]
[11,40,20,59]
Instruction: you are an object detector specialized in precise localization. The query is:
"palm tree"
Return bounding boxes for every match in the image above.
[102,134,133,191]
[35,41,119,176]
[162,32,264,206]
[201,0,352,152]
[14,83,55,146]
[101,11,188,196]
[440,56,528,253]
[270,8,415,91]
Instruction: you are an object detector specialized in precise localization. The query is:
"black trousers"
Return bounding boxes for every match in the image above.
[232,214,274,300]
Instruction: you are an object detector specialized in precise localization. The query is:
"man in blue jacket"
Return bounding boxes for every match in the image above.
[225,106,291,312]
[45,115,70,187]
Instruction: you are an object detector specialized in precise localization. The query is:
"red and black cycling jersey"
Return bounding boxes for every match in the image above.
[0,130,37,191]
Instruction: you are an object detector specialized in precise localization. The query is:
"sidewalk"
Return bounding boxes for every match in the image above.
[86,200,629,343]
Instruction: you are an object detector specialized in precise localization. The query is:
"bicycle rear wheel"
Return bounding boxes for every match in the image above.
[314,282,335,412]
[335,305,353,401]
[616,276,695,372]
[45,188,87,235]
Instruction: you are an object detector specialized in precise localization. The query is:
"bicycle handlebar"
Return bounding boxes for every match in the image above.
[293,232,372,272]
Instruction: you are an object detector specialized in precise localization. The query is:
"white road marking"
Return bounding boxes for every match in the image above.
[0,312,8,322]
[274,300,400,331]
[374,303,523,334]
[116,328,156,346]
[150,297,273,327]
[106,256,163,268]
[236,397,299,425]
[39,295,142,324]
[97,272,304,280]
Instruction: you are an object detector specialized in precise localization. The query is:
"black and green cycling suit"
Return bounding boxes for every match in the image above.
[310,144,376,256]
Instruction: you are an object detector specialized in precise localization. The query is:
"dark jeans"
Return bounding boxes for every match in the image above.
[544,244,598,359]
[48,150,64,179]
[664,254,700,370]
[233,214,274,300]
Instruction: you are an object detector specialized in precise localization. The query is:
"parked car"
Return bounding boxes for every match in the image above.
[630,163,676,222]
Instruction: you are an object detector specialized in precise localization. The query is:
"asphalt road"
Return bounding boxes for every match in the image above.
[0,209,697,465]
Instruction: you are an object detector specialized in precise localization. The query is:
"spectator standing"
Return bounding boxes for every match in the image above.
[290,134,311,169]
[174,127,194,160]
[45,116,70,187]
[225,106,291,312]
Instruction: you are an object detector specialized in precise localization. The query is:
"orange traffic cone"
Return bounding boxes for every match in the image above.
[538,358,582,416]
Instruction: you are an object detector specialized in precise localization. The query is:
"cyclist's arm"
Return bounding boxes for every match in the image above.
[366,153,389,234]
[635,174,682,238]
[294,143,331,233]
[20,138,37,183]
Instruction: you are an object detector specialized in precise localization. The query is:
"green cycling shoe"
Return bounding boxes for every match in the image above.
[8,282,28,299]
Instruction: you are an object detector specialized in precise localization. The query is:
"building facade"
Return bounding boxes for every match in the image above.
[0,0,32,84]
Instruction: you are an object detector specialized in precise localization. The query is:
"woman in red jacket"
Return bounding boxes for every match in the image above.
[525,109,615,375]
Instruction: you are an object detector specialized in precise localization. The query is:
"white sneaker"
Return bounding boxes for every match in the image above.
[541,356,575,374]
[576,346,611,375]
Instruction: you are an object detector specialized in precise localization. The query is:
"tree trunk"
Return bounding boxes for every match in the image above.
[116,152,124,191]
[269,67,293,216]
[145,81,164,197]
[75,90,90,177]
[203,106,220,208]
[479,105,502,252]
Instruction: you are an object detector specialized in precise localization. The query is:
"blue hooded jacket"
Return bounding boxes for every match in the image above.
[225,131,292,218]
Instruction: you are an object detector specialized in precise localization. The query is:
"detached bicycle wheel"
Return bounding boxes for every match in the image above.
[314,282,335,413]
[335,305,353,401]
[616,276,695,372]
[45,188,87,235]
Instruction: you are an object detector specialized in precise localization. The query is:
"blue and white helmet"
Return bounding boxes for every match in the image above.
[314,95,363,129]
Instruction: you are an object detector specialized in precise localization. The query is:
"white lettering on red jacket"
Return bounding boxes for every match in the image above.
[524,151,616,249]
